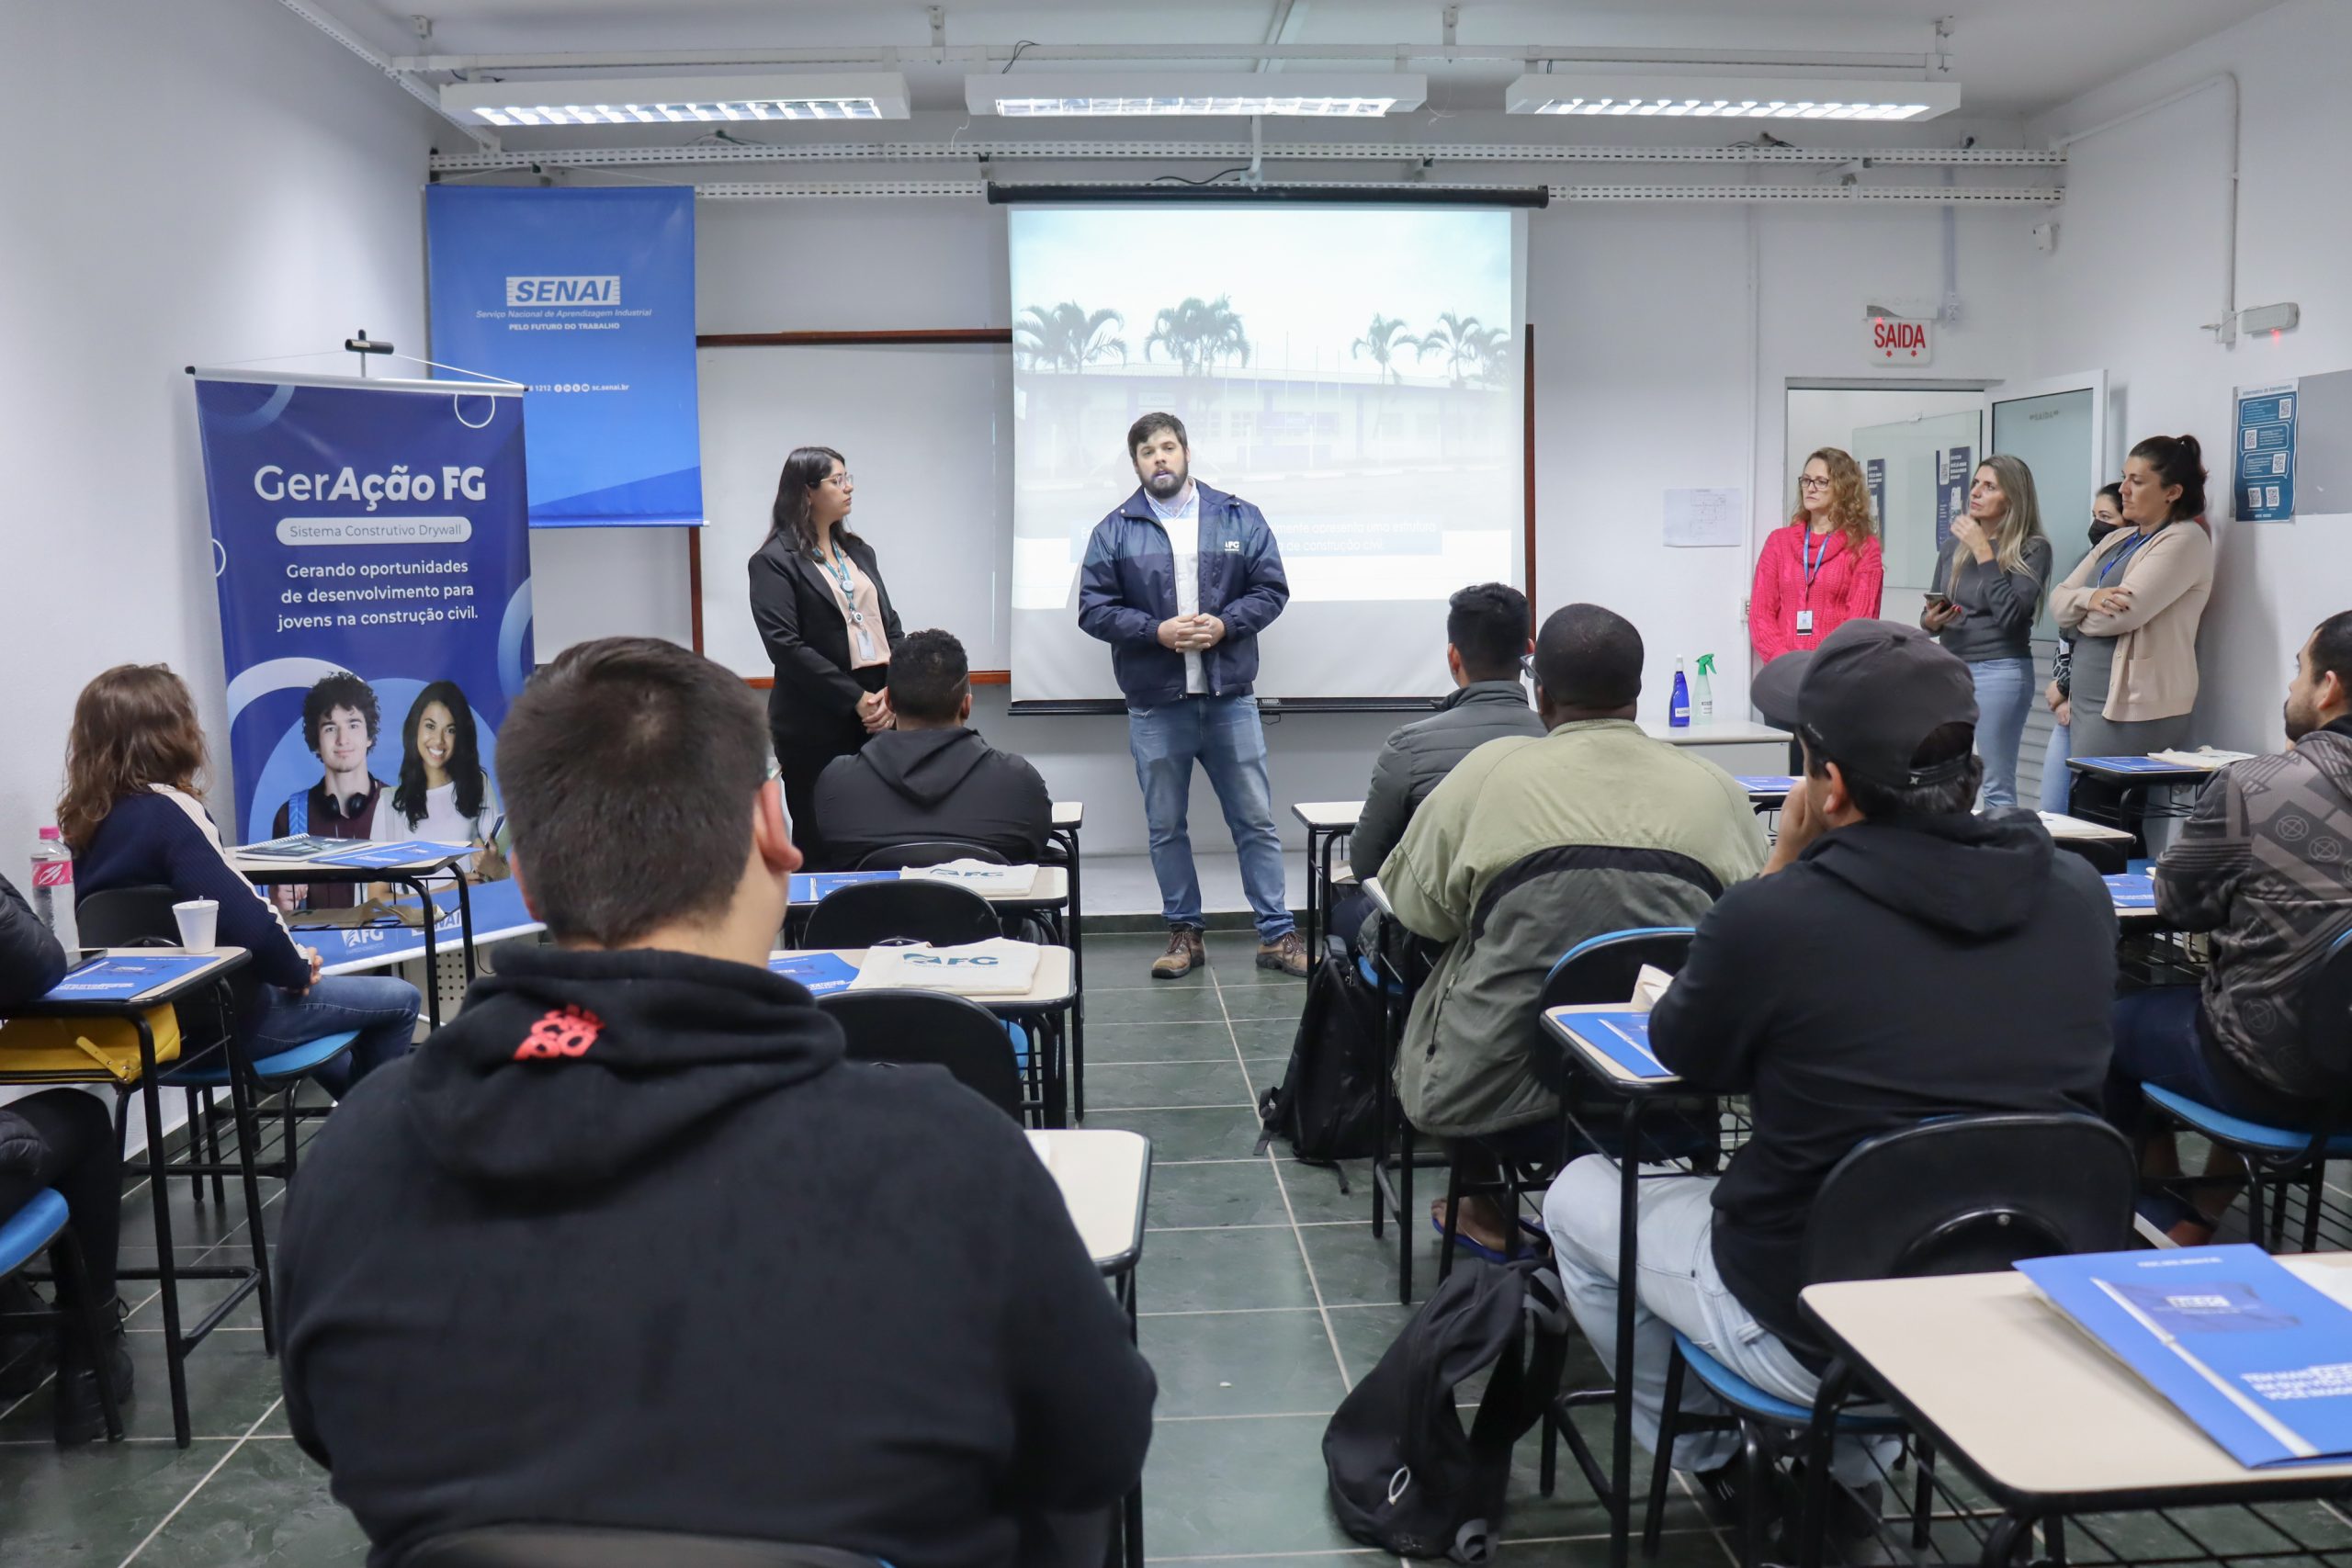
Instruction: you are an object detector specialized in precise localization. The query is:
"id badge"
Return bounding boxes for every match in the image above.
[1795,609,1815,636]
[854,623,878,661]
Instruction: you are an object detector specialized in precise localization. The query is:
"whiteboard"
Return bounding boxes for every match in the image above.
[696,341,1014,679]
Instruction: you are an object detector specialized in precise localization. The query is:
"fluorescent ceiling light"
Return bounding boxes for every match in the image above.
[441,72,910,127]
[967,71,1426,118]
[1505,73,1960,123]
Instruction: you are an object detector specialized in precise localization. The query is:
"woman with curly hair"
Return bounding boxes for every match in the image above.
[1748,447,1885,669]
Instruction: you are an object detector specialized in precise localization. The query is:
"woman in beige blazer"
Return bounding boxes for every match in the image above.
[2049,434,2214,764]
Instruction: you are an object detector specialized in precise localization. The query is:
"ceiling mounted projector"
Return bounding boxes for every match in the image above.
[966,71,1427,118]
[1505,73,1961,122]
[441,72,911,127]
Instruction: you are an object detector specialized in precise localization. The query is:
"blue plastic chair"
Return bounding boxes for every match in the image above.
[0,1189,124,1443]
[1643,1114,2135,1568]
[2136,931,2352,1250]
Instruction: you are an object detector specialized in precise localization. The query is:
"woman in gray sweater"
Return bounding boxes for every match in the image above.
[1921,454,2052,808]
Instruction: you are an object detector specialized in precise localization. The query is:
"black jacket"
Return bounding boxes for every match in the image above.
[748,530,906,761]
[0,873,67,1011]
[277,945,1155,1568]
[1350,682,1546,881]
[812,727,1054,870]
[1648,812,2115,1353]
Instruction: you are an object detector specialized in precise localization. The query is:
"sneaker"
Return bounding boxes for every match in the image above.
[1256,931,1309,977]
[1150,927,1205,980]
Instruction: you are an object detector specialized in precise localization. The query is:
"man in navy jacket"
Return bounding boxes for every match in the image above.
[1078,412,1304,978]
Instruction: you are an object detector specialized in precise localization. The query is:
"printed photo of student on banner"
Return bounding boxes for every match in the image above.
[190,372,534,910]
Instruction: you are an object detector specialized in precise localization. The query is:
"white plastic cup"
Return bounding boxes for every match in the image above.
[172,898,219,953]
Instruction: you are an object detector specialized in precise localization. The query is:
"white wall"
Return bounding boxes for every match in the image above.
[0,1,442,866]
[2030,0,2352,754]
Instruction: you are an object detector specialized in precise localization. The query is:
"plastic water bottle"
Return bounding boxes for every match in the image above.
[30,827,79,956]
[1694,653,1716,722]
[1669,659,1692,728]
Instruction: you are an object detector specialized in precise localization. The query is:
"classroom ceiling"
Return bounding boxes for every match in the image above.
[342,0,2286,120]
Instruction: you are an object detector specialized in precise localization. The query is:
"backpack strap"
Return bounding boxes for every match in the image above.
[1465,1265,1572,1459]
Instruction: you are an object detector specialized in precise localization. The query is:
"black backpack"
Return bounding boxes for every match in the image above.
[1256,938,1385,1171]
[1323,1259,1571,1562]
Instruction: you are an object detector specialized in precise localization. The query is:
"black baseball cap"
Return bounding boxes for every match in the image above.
[1751,619,1978,789]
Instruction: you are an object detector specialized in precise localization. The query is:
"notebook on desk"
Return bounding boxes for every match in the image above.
[790,870,899,903]
[903,860,1040,895]
[847,940,1042,998]
[40,953,217,1003]
[1552,1010,1676,1081]
[1734,775,1796,795]
[767,952,858,997]
[236,833,348,860]
[2105,874,2156,908]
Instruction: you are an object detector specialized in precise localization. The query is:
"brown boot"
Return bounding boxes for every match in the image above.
[1150,926,1205,979]
[1257,931,1308,977]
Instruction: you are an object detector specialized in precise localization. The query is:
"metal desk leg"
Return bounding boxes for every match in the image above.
[1303,827,1327,970]
[454,872,478,984]
[401,875,442,1031]
[132,1017,193,1448]
[1057,828,1088,1122]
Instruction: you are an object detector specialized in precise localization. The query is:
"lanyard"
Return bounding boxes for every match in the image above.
[2096,527,2157,585]
[1800,528,1832,598]
[817,547,863,624]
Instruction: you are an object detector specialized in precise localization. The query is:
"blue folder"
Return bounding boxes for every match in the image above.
[1734,775,1796,795]
[789,871,900,903]
[2019,1246,2352,1467]
[769,953,859,996]
[2105,873,2156,908]
[310,839,473,870]
[2075,755,2194,774]
[1557,1010,1676,1081]
[40,953,217,1003]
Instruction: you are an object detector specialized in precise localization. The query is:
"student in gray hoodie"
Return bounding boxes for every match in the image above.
[810,628,1052,868]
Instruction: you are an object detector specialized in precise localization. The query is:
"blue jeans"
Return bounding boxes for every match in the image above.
[250,975,420,1099]
[1125,694,1294,942]
[2107,985,2318,1134]
[1970,656,2034,810]
[2040,714,2073,814]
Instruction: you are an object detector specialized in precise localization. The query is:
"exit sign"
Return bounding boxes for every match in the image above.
[1868,312,1934,365]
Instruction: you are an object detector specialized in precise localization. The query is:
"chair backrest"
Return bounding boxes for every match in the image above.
[819,989,1025,1119]
[1530,928,1696,1094]
[1803,1113,2135,1293]
[854,840,1008,871]
[74,885,181,948]
[401,1526,888,1568]
[2298,930,2352,1092]
[803,879,1000,948]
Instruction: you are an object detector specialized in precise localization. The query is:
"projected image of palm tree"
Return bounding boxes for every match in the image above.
[1416,311,1492,388]
[1350,314,1414,385]
[1146,296,1251,376]
[1013,302,1128,373]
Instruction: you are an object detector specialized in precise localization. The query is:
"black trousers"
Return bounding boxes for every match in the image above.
[0,1089,121,1306]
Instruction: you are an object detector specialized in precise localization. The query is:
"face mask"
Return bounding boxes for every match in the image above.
[2089,518,2120,547]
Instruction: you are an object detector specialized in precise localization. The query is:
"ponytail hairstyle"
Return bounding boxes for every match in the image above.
[1792,447,1875,554]
[766,445,860,557]
[1951,454,2048,609]
[2128,434,2208,521]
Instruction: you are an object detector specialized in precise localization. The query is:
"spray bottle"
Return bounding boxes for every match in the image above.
[1669,658,1691,728]
[1694,653,1716,723]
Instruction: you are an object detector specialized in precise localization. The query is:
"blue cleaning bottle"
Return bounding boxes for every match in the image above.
[1669,658,1691,728]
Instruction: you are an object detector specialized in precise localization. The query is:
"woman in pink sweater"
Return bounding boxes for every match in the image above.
[1749,447,1885,668]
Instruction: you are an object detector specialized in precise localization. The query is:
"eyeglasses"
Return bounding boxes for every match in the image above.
[827,473,854,489]
[1798,476,1833,491]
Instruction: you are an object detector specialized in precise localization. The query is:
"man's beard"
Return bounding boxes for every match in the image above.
[1145,466,1187,497]
[2287,698,2315,743]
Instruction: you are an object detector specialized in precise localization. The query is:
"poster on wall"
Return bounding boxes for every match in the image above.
[191,374,534,886]
[2234,381,2297,523]
[1864,457,1888,530]
[1933,444,1973,558]
[425,185,704,528]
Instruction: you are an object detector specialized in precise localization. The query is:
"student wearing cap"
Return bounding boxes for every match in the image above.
[1542,619,2115,1527]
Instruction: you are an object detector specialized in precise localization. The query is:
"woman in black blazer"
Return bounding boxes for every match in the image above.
[747,446,905,849]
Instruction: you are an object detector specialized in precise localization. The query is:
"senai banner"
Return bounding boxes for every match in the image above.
[190,372,534,845]
[425,185,705,527]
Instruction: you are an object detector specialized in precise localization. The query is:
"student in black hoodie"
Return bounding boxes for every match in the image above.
[275,637,1154,1568]
[811,627,1053,868]
[1543,619,2114,1516]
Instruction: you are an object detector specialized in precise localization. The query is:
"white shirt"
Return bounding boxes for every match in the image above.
[372,774,498,847]
[1147,480,1206,695]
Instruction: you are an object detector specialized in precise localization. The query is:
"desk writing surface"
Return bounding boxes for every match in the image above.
[786,866,1069,908]
[3,947,250,1015]
[1360,874,1395,919]
[1035,1129,1149,1270]
[2040,810,2136,844]
[1051,801,1084,829]
[1542,1004,1682,1089]
[767,945,1075,1009]
[1638,719,1790,748]
[1802,1257,2352,1501]
[232,847,468,878]
[1293,801,1364,830]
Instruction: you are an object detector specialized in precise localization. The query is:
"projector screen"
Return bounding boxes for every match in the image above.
[1007,204,1527,705]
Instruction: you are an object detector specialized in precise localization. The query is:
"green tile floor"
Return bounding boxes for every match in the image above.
[33,927,2322,1566]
